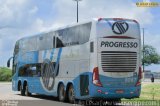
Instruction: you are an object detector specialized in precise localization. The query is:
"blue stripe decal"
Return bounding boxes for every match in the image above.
[55,48,62,72]
[50,48,55,61]
[43,50,47,60]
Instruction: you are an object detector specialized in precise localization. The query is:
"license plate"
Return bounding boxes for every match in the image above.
[116,90,124,94]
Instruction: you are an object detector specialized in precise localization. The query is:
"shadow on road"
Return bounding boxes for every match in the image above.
[15,94,73,106]
[16,94,59,101]
[15,94,124,106]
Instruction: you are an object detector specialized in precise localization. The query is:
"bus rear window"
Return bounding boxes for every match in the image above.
[96,19,140,39]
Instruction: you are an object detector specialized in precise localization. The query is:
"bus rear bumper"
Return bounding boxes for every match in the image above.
[89,85,141,100]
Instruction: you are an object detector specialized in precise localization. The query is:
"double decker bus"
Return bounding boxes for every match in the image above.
[7,18,142,103]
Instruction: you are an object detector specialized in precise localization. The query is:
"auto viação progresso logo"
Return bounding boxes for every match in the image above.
[112,21,129,34]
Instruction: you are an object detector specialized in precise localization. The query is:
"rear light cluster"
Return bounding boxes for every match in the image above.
[136,67,142,86]
[97,89,108,94]
[92,67,102,87]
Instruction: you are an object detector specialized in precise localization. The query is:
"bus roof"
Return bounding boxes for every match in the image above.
[18,18,139,42]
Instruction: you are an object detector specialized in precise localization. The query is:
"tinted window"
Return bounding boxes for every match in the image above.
[20,37,37,51]
[78,22,92,44]
[18,22,92,50]
[56,22,92,48]
[37,32,53,50]
[18,64,41,77]
[56,37,64,48]
[14,41,19,55]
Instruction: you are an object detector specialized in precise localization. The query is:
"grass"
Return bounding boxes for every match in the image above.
[139,83,160,100]
[0,67,12,81]
[121,83,160,105]
[122,83,160,101]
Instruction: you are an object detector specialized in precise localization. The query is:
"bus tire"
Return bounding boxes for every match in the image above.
[58,84,66,102]
[68,84,75,104]
[20,84,25,96]
[25,84,31,96]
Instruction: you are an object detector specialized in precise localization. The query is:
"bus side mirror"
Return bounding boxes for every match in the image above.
[7,57,13,67]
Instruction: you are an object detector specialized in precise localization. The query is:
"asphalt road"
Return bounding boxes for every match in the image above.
[0,83,80,106]
[1,82,159,106]
[0,83,125,106]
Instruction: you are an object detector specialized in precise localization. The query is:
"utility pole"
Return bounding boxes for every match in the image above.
[73,0,82,23]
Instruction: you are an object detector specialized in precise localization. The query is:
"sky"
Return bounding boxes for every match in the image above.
[0,0,160,68]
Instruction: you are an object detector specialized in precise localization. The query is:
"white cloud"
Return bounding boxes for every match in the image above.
[0,0,43,66]
[29,6,38,15]
[51,0,159,55]
[30,18,45,32]
[0,0,28,26]
[52,0,153,27]
[143,32,160,54]
[0,0,158,66]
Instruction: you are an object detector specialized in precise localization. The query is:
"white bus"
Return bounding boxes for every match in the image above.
[7,18,142,103]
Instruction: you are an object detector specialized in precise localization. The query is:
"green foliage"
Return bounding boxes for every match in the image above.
[121,83,160,106]
[0,67,12,81]
[122,83,160,100]
[140,83,160,100]
[142,45,160,65]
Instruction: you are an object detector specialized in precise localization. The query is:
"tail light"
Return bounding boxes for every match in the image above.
[92,67,102,87]
[136,67,142,86]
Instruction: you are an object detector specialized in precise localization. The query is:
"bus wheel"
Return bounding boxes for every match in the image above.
[25,84,31,96]
[58,84,66,102]
[20,84,25,96]
[68,85,75,104]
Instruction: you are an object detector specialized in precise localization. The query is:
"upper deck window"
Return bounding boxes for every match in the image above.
[56,22,92,48]
[37,33,53,50]
[20,37,37,52]
[14,41,19,55]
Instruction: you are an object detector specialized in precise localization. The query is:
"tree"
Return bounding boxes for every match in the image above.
[0,67,12,81]
[142,45,160,65]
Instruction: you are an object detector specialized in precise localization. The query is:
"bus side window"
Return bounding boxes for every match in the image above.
[18,65,28,77]
[12,64,17,76]
[56,37,64,48]
[38,34,53,50]
[53,36,55,48]
[14,41,19,55]
[90,42,94,53]
[36,64,41,77]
